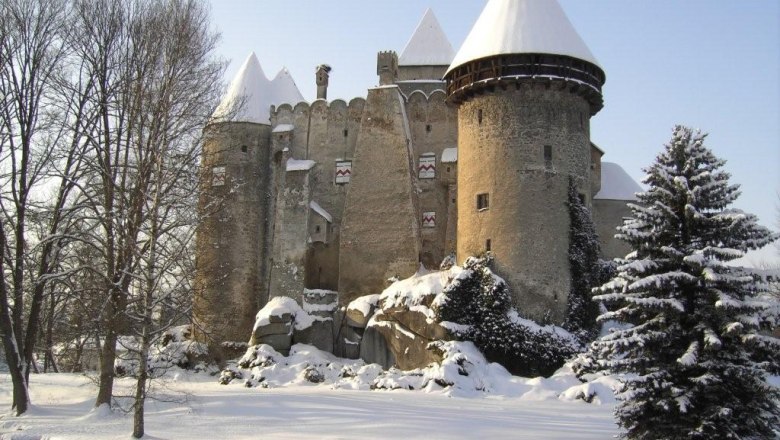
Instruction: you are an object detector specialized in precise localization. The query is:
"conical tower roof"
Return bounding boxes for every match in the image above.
[446,0,600,75]
[270,67,305,107]
[212,52,274,124]
[399,8,455,66]
[213,54,306,124]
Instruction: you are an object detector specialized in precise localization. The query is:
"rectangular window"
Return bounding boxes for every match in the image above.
[544,145,552,169]
[422,211,436,228]
[335,160,352,184]
[486,239,492,252]
[477,193,489,211]
[418,154,436,179]
[211,166,226,187]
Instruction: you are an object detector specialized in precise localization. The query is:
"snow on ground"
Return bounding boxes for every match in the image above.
[1,345,620,439]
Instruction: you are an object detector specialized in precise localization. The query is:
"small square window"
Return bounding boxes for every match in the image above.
[477,193,489,211]
[343,129,348,137]
[425,124,432,133]
[241,145,248,153]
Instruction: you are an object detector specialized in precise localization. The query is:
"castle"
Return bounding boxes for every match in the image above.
[193,0,642,360]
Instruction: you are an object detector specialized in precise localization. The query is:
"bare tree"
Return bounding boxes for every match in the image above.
[67,2,222,435]
[0,0,70,415]
[119,1,223,436]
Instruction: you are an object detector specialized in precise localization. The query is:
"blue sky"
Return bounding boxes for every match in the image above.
[210,0,779,237]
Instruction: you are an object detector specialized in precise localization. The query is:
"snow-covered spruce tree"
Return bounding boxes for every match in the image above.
[590,126,780,439]
[437,255,577,377]
[564,178,602,342]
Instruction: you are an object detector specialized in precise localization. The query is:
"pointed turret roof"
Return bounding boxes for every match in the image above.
[399,8,455,66]
[270,67,305,107]
[212,54,305,124]
[446,0,600,75]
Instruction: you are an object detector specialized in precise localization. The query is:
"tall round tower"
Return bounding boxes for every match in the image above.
[194,53,275,347]
[444,0,605,323]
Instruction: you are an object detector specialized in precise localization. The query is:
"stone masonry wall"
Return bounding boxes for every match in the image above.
[456,83,592,323]
[406,90,458,268]
[271,98,366,292]
[593,199,633,260]
[268,166,311,302]
[194,122,271,345]
[339,86,421,305]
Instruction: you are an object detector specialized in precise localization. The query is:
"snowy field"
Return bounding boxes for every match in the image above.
[1,352,619,439]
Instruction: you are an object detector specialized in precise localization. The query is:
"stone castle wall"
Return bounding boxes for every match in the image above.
[270,99,366,292]
[405,90,458,267]
[593,199,634,260]
[264,87,459,305]
[338,86,421,304]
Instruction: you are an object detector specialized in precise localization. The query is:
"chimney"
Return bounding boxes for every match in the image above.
[316,64,331,100]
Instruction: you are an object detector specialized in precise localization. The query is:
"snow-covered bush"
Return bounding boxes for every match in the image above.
[114,325,213,377]
[589,126,780,439]
[436,255,579,377]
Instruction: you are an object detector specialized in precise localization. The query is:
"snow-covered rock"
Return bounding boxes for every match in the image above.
[221,341,622,404]
[345,294,380,328]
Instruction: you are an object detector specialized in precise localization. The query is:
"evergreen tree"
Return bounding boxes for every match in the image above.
[564,178,602,341]
[590,126,780,439]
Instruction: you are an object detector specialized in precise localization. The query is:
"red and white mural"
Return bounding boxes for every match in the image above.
[335,160,352,184]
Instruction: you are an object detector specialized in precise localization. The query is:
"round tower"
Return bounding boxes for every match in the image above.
[194,53,275,349]
[444,0,606,323]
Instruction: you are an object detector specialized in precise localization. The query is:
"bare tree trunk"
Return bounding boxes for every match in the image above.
[0,222,29,414]
[132,305,151,438]
[43,284,59,373]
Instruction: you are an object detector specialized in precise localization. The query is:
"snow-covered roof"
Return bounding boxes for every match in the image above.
[441,147,457,163]
[399,8,455,66]
[309,201,332,223]
[286,158,316,172]
[270,67,305,107]
[594,162,643,201]
[446,0,600,76]
[272,124,295,133]
[212,53,305,125]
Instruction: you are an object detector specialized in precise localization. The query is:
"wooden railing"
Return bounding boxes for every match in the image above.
[445,53,605,98]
